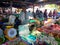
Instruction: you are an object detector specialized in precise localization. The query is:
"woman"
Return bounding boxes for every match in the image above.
[53,9,57,19]
[48,11,52,18]
[44,9,47,20]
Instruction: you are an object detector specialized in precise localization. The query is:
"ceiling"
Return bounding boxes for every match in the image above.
[0,0,60,2]
[0,0,60,8]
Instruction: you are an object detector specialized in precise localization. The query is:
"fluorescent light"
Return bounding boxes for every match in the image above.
[38,0,47,2]
[38,0,44,2]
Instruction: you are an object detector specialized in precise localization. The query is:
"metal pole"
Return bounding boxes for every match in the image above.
[33,3,35,18]
[33,3,34,13]
[10,1,12,14]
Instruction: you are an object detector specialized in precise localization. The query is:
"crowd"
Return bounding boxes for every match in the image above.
[35,8,58,19]
[0,8,58,29]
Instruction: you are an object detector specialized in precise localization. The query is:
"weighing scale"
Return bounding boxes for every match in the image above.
[4,26,17,41]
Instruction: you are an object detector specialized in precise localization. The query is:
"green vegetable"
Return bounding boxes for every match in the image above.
[29,19,36,23]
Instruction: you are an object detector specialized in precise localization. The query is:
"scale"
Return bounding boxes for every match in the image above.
[4,26,17,41]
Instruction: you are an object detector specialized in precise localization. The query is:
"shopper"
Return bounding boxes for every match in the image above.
[48,11,53,18]
[0,16,4,29]
[9,15,16,25]
[32,12,36,18]
[19,10,25,24]
[26,11,34,20]
[0,8,3,14]
[2,15,8,23]
[53,9,57,19]
[38,11,44,21]
[44,9,47,20]
[36,8,40,18]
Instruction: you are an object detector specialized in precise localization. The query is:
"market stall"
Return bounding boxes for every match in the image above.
[0,0,60,45]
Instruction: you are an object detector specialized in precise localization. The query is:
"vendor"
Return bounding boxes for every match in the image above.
[14,17,21,29]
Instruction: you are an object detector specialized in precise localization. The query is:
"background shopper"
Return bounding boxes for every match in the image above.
[44,9,47,20]
[48,10,53,18]
[53,9,57,19]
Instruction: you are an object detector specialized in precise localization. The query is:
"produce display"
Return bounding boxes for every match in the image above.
[0,4,60,45]
[41,24,60,45]
[1,17,60,45]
